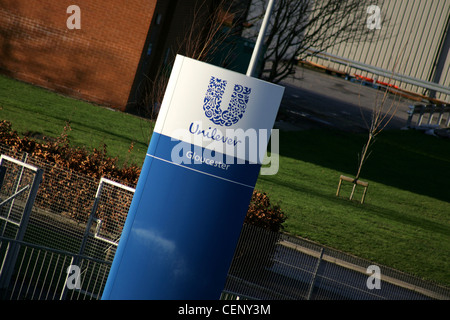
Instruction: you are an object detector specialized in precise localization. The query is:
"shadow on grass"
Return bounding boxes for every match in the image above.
[361,201,450,237]
[277,128,450,203]
[260,161,450,237]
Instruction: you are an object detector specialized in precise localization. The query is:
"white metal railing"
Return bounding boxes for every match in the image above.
[304,49,450,97]
[405,103,450,128]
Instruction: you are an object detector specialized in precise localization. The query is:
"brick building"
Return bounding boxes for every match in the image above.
[0,0,156,110]
[0,0,251,112]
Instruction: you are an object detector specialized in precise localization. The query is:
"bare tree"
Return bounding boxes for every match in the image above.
[180,0,239,62]
[337,44,407,203]
[244,0,379,83]
[336,79,402,203]
[136,0,244,123]
[354,44,408,182]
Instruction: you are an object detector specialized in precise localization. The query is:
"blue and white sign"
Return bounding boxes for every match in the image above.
[102,55,284,300]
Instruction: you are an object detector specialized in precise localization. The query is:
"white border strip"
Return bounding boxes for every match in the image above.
[147,154,254,189]
[0,154,39,172]
[99,177,136,193]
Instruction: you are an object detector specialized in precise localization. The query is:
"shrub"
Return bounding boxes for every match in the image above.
[0,120,286,230]
[246,191,286,232]
[0,120,140,185]
[231,193,286,280]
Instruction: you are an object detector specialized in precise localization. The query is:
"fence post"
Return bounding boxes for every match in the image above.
[77,179,105,257]
[437,105,444,126]
[0,166,6,189]
[445,105,450,127]
[307,248,324,300]
[1,153,28,236]
[405,105,415,128]
[427,105,435,125]
[59,256,75,300]
[417,105,425,126]
[0,163,43,294]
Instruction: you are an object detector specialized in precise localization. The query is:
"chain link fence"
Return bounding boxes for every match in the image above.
[223,224,450,300]
[0,143,449,300]
[0,144,132,299]
[0,236,111,300]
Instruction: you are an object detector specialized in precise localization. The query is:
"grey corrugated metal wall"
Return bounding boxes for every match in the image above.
[306,0,450,102]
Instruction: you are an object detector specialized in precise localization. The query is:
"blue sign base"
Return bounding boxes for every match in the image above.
[102,133,260,300]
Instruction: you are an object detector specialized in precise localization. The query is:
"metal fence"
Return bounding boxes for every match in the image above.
[0,144,133,300]
[0,154,44,294]
[0,143,449,300]
[0,236,111,300]
[223,224,450,300]
[405,103,450,129]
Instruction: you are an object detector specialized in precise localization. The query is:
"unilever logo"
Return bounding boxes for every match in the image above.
[203,76,251,126]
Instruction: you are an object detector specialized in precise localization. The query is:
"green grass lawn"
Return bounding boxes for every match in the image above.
[1,74,449,287]
[0,74,153,166]
[257,129,450,286]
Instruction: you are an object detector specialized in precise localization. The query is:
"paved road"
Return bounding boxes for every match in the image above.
[225,240,439,300]
[274,66,417,132]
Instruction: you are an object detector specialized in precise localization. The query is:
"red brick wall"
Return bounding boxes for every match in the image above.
[0,0,156,110]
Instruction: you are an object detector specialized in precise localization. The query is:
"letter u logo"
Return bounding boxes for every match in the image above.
[203,76,251,126]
